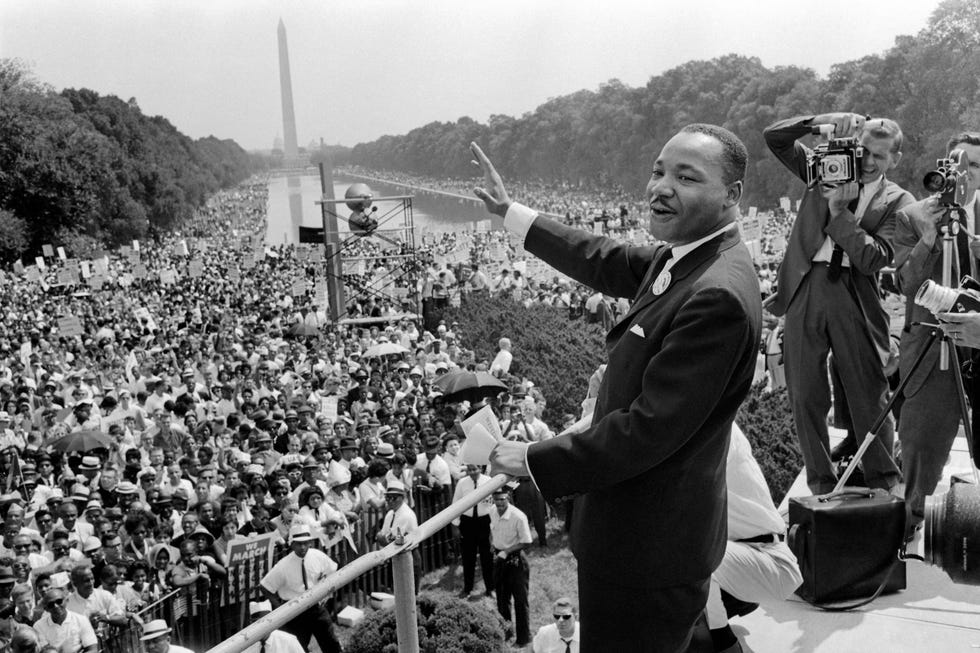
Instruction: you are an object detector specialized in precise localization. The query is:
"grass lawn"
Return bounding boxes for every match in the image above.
[336,515,577,651]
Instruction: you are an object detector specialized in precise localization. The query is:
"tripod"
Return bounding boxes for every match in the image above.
[835,208,980,491]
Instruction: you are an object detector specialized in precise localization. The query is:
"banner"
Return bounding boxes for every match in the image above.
[226,532,279,568]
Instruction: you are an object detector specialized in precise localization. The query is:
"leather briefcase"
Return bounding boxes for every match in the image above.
[788,488,906,604]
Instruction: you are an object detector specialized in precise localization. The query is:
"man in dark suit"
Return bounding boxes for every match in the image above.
[894,132,980,535]
[471,123,762,653]
[763,113,913,494]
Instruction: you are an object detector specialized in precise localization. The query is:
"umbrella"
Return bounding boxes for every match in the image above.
[432,371,508,404]
[46,430,111,453]
[362,342,409,358]
[287,323,320,337]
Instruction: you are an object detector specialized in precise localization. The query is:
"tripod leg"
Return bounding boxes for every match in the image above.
[946,344,980,483]
[834,329,944,491]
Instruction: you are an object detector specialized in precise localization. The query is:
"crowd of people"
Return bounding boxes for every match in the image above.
[0,171,584,652]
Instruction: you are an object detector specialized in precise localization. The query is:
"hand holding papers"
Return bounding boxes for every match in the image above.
[460,405,502,466]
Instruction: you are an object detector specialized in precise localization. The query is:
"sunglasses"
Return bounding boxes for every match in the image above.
[47,599,65,608]
[553,614,573,621]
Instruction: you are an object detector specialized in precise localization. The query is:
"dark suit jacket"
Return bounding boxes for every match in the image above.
[763,115,914,363]
[523,218,761,588]
[894,196,980,396]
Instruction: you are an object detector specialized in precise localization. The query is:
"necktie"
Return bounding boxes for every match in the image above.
[260,640,266,653]
[956,222,971,282]
[301,559,308,590]
[649,248,673,294]
[471,480,479,517]
[827,192,861,282]
[562,638,572,653]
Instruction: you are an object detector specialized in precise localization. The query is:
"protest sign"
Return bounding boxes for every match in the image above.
[57,316,84,337]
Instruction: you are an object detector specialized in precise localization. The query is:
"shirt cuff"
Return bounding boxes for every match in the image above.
[504,202,538,242]
[524,442,543,495]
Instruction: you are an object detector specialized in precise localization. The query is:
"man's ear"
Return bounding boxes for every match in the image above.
[889,151,903,171]
[725,181,743,208]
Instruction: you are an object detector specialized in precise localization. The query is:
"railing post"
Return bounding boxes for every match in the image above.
[392,550,420,653]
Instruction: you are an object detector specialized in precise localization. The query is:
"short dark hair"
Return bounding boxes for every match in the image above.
[680,123,748,184]
[948,132,980,154]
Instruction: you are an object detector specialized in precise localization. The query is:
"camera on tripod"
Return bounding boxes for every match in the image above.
[805,124,865,187]
[922,148,971,206]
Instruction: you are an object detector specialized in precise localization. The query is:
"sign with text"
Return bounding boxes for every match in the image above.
[226,532,279,568]
[57,316,84,337]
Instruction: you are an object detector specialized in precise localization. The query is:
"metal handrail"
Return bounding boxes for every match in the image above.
[206,473,510,653]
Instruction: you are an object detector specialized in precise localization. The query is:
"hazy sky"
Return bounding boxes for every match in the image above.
[2,0,936,151]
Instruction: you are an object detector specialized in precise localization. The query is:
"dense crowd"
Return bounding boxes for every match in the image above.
[0,174,575,652]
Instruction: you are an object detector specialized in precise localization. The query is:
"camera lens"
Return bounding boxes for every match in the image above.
[826,162,841,174]
[923,483,980,585]
[923,171,949,193]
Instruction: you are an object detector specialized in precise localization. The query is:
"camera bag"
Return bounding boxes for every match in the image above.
[788,487,906,605]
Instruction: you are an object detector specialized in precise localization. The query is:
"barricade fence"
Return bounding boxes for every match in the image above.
[102,485,455,652]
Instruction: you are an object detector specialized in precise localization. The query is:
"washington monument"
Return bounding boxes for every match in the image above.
[277,18,299,162]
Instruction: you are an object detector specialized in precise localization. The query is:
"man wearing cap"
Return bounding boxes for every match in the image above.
[414,434,451,489]
[451,464,495,598]
[289,457,329,505]
[489,486,532,647]
[241,600,305,653]
[376,480,421,590]
[34,587,97,652]
[139,618,195,653]
[260,524,341,653]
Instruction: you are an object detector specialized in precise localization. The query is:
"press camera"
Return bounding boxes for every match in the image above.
[922,148,971,206]
[805,124,864,187]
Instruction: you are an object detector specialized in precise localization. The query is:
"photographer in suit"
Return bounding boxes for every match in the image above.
[763,112,913,494]
[894,132,980,535]
[472,123,761,653]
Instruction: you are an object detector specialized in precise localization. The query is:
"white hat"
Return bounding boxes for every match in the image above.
[385,480,406,496]
[139,619,172,641]
[326,460,351,488]
[249,600,273,616]
[288,524,315,543]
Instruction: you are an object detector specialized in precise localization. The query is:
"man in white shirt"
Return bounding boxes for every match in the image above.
[706,424,802,653]
[414,434,452,489]
[240,600,304,653]
[533,597,580,653]
[139,619,195,653]
[66,563,135,629]
[33,587,98,653]
[489,486,533,648]
[489,338,513,377]
[260,525,341,653]
[376,480,421,591]
[451,464,494,598]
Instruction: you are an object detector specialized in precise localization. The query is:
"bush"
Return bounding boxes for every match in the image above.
[736,381,803,503]
[444,294,606,425]
[347,591,506,653]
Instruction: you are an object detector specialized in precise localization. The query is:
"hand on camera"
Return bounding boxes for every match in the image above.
[913,195,947,247]
[814,112,866,138]
[820,182,860,216]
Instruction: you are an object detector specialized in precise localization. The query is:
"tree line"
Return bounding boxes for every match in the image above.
[346,0,980,210]
[0,60,258,262]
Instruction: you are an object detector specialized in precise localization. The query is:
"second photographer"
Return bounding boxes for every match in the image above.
[894,131,980,536]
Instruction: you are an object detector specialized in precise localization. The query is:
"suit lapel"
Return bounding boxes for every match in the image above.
[617,229,741,328]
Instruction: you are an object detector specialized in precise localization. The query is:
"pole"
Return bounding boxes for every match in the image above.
[206,474,511,653]
[392,551,420,653]
[319,160,345,321]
